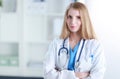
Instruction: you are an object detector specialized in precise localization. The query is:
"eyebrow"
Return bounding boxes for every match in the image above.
[67,14,80,17]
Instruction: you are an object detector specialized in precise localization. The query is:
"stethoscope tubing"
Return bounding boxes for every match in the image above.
[58,38,68,56]
[58,38,85,69]
[77,39,85,62]
[58,38,85,61]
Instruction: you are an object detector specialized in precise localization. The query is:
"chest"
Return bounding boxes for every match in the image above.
[55,42,93,72]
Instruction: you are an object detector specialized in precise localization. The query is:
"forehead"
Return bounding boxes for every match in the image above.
[67,8,80,16]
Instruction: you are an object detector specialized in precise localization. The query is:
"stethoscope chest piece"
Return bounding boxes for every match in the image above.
[75,62,79,68]
[75,61,81,71]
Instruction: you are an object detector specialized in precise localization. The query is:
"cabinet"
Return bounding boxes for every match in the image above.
[0,0,75,77]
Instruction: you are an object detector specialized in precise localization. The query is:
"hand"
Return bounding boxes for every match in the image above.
[75,72,90,79]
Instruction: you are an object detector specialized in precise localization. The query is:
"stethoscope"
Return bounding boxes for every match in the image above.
[58,38,85,70]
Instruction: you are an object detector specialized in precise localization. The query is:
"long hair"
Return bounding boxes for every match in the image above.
[60,2,97,39]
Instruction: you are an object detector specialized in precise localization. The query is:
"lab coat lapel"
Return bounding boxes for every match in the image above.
[75,39,84,64]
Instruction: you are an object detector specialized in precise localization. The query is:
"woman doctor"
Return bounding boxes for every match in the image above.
[44,2,105,79]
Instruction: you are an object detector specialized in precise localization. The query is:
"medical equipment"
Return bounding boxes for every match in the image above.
[58,38,85,70]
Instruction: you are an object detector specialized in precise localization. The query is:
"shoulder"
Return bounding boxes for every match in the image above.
[85,39,104,53]
[50,37,64,46]
[85,39,101,47]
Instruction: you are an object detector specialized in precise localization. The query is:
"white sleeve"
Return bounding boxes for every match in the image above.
[43,39,79,79]
[85,40,106,79]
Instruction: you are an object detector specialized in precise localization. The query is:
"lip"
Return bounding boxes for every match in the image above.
[70,26,75,29]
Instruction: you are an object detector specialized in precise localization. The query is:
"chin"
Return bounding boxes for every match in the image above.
[71,30,78,33]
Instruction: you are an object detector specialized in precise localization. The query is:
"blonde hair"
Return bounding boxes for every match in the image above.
[60,2,97,39]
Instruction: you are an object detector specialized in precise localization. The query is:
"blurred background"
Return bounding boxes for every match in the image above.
[0,0,120,79]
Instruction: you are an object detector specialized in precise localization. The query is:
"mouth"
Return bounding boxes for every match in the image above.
[70,26,75,29]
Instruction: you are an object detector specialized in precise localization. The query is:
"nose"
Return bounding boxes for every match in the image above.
[71,18,76,25]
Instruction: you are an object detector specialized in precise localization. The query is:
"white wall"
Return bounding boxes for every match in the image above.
[85,0,120,79]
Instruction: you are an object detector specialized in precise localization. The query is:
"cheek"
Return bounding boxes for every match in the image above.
[77,21,81,30]
[66,20,70,26]
[77,20,81,25]
[76,20,80,24]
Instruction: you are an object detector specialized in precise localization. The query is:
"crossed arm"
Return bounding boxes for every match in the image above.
[55,67,90,79]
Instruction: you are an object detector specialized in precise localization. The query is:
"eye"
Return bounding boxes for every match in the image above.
[67,15,72,19]
[77,16,81,19]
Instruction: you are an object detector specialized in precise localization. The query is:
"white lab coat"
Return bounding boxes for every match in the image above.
[44,37,106,79]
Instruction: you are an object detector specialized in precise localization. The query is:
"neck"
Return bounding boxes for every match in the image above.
[69,33,81,49]
[69,33,81,43]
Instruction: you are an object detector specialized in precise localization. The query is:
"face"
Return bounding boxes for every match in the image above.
[66,8,81,33]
